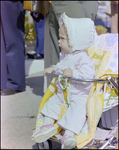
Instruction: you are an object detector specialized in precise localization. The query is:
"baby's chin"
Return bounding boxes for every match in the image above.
[61,49,71,54]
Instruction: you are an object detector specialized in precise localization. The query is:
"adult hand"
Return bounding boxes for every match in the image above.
[63,68,72,78]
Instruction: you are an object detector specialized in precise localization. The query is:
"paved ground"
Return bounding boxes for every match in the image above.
[1,69,61,149]
[1,72,44,149]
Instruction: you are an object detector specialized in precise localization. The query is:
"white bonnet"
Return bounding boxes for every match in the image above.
[59,12,99,52]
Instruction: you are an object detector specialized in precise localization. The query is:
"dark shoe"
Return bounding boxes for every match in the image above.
[34,54,44,59]
[27,53,44,59]
[27,53,35,59]
[1,88,23,96]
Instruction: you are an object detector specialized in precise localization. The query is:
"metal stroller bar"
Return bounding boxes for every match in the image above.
[46,73,119,92]
[46,73,108,82]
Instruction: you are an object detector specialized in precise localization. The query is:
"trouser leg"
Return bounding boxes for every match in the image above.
[41,91,64,120]
[34,16,46,54]
[1,1,26,91]
[0,21,7,90]
[111,3,118,33]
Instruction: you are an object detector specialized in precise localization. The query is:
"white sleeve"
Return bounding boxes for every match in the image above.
[72,55,95,84]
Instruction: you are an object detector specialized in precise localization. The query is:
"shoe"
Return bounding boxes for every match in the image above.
[34,54,44,59]
[1,88,23,96]
[61,135,77,149]
[27,53,35,59]
[27,53,44,59]
[33,124,57,143]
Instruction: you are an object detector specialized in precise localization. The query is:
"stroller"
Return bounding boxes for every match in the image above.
[32,33,118,149]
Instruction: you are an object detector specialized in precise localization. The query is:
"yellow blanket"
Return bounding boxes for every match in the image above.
[35,46,118,149]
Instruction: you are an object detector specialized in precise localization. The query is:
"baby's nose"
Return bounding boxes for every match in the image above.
[58,39,61,44]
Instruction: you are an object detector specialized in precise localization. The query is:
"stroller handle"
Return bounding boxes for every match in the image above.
[46,73,108,83]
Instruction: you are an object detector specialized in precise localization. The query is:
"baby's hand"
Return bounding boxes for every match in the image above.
[63,68,72,78]
[44,66,55,76]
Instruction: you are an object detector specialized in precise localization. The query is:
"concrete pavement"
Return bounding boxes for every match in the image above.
[1,70,44,149]
[1,57,61,149]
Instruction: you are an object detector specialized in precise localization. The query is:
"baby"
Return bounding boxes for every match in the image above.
[33,12,98,149]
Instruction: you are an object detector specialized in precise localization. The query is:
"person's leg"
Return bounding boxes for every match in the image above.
[31,16,46,60]
[1,1,26,91]
[57,96,88,135]
[41,91,64,120]
[58,95,88,149]
[33,92,64,143]
[33,88,64,142]
[33,20,38,54]
[111,2,118,33]
[35,16,46,55]
[0,21,7,90]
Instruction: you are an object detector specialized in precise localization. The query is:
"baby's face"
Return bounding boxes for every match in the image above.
[58,24,72,53]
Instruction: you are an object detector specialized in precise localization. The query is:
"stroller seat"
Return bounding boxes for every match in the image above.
[32,33,118,149]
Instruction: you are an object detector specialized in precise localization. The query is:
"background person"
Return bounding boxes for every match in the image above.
[1,1,26,96]
[27,13,46,59]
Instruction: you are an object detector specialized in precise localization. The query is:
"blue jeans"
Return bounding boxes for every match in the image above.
[1,1,25,90]
[34,16,46,55]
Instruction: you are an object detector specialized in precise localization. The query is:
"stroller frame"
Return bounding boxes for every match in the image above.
[36,73,118,149]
